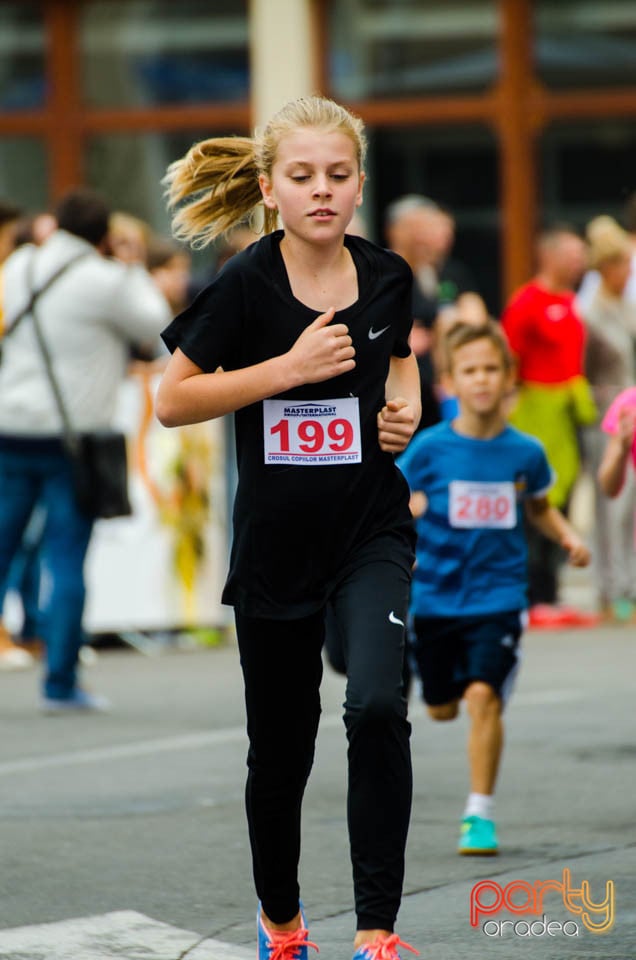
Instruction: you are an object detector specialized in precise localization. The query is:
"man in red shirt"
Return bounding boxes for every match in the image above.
[502,226,597,625]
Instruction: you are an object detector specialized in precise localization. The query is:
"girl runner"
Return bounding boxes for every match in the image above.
[156,96,421,960]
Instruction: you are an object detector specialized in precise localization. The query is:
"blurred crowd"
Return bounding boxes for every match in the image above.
[363,191,636,630]
[1,185,635,680]
[0,189,262,693]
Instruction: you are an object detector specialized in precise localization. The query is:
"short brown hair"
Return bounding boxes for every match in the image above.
[444,319,512,372]
[55,188,110,246]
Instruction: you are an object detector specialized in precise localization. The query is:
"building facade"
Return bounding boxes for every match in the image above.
[1,0,635,310]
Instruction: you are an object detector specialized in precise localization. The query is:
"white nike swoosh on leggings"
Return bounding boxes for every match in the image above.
[368,325,390,340]
[388,611,405,626]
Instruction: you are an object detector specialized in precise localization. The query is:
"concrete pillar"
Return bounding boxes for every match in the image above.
[249,0,315,128]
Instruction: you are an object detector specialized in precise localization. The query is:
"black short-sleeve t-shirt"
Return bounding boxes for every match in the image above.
[162,230,415,618]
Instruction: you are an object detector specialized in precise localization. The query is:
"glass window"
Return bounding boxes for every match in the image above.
[80,0,249,107]
[87,130,205,233]
[366,125,500,312]
[536,0,636,89]
[0,138,48,212]
[0,2,45,110]
[86,129,248,273]
[540,120,636,227]
[328,0,498,100]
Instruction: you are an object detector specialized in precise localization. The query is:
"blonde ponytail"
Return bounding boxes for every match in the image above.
[163,137,278,249]
[164,96,366,249]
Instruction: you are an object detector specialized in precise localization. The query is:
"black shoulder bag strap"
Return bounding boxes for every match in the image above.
[18,249,91,456]
[1,248,89,343]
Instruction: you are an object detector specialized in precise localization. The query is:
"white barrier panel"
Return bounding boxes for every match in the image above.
[83,370,228,633]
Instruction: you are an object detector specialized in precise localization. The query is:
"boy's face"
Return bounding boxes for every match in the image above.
[448,337,511,417]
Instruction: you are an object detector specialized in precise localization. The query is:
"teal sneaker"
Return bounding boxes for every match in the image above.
[612,598,633,623]
[458,815,498,855]
[352,933,419,960]
[257,902,318,960]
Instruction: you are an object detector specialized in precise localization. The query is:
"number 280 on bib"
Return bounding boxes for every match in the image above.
[449,480,516,529]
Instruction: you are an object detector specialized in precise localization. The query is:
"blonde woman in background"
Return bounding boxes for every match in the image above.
[108,211,151,265]
[579,216,636,621]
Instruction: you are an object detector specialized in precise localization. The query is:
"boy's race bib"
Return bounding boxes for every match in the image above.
[263,397,362,466]
[449,480,516,529]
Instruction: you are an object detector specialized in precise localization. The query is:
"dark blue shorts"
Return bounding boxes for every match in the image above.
[409,610,524,706]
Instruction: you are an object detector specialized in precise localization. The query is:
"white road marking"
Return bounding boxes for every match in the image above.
[0,910,252,960]
[0,714,343,778]
[0,691,583,780]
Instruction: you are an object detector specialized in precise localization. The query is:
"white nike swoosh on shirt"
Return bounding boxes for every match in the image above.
[388,611,405,626]
[368,325,390,340]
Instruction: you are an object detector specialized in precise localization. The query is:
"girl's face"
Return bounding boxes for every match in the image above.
[259,127,364,246]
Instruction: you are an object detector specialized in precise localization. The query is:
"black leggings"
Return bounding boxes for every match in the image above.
[525,514,567,605]
[235,558,412,932]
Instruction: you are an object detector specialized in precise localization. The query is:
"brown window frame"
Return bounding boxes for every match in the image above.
[0,0,250,202]
[2,0,636,301]
[312,0,636,300]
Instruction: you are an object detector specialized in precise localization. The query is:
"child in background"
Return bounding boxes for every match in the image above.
[598,388,636,499]
[146,235,192,315]
[432,292,490,420]
[398,320,590,855]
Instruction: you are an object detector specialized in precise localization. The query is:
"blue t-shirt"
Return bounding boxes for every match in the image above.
[397,421,553,617]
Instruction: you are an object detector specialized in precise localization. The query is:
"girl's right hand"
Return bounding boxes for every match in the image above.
[286,307,356,385]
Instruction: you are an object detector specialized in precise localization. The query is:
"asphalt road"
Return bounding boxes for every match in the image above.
[1,621,634,959]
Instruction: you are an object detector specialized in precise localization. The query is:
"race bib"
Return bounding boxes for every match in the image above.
[449,480,516,529]
[263,397,362,466]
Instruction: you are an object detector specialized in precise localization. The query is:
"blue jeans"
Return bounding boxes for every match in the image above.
[3,505,47,639]
[0,438,94,699]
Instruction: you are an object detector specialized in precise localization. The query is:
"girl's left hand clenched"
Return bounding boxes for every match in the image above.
[377,398,416,453]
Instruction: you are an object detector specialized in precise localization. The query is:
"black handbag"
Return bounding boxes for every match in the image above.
[23,253,132,520]
[71,431,132,519]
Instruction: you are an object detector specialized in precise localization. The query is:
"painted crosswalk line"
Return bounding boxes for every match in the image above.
[0,910,253,960]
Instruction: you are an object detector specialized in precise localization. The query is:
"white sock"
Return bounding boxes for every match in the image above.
[464,792,494,820]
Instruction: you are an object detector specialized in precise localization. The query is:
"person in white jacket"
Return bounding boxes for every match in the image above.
[0,188,171,711]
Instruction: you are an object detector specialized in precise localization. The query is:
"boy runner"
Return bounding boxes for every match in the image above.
[398,320,590,854]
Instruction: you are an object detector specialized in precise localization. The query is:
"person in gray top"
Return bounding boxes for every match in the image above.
[0,188,171,711]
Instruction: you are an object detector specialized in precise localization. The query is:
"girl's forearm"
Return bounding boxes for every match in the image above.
[156,353,297,426]
[598,438,630,498]
[528,503,574,546]
[385,353,422,426]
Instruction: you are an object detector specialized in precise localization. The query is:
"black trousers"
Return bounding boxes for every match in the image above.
[235,557,412,931]
[525,517,567,606]
[324,602,413,700]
